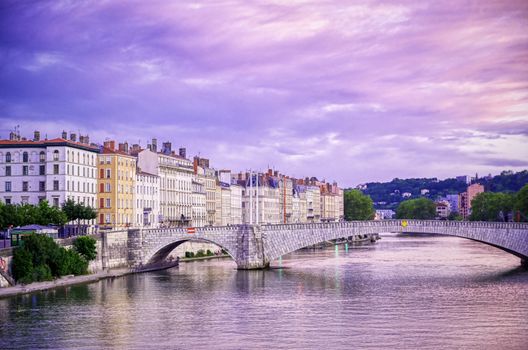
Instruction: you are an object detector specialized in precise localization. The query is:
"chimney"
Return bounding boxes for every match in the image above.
[152,138,158,152]
[70,133,77,142]
[62,130,67,139]
[85,135,90,144]
[79,135,85,144]
[9,131,17,141]
[33,130,41,141]
[162,142,171,155]
[103,140,115,151]
[179,147,186,158]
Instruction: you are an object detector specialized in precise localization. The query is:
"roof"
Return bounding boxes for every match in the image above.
[0,138,99,152]
[137,170,159,177]
[13,224,56,231]
[101,146,136,158]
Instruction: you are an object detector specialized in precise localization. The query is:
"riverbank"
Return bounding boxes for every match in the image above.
[0,254,230,299]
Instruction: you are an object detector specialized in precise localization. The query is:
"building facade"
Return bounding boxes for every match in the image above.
[0,133,98,212]
[97,142,136,229]
[135,171,160,228]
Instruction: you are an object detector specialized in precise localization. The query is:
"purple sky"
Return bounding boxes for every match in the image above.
[1,1,527,187]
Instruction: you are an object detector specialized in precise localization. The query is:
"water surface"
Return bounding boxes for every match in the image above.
[1,233,527,349]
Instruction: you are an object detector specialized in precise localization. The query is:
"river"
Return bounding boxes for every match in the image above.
[1,233,527,349]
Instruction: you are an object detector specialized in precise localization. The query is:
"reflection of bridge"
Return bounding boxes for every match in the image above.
[128,220,528,269]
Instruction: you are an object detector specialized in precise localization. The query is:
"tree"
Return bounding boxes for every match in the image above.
[62,199,97,233]
[11,233,90,284]
[344,190,375,220]
[469,192,515,221]
[73,236,97,261]
[35,200,68,226]
[515,184,528,221]
[396,198,436,219]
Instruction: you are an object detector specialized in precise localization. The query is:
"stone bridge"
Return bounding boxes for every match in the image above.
[128,220,528,270]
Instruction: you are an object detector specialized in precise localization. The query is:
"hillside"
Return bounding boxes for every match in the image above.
[353,170,528,209]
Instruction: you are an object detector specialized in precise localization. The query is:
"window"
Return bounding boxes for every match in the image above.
[105,198,111,208]
[5,182,11,192]
[53,164,59,175]
[22,152,29,163]
[53,197,59,208]
[39,181,45,191]
[105,214,111,223]
[21,196,29,205]
[99,183,104,193]
[53,180,59,191]
[53,150,59,161]
[5,166,10,176]
[39,196,46,203]
[99,213,104,224]
[5,198,11,204]
[6,152,11,163]
[22,181,28,192]
[105,183,111,192]
[40,165,46,175]
[23,165,28,176]
[99,198,104,208]
[106,156,111,164]
[99,156,104,165]
[99,169,104,179]
[40,151,46,162]
[106,169,111,179]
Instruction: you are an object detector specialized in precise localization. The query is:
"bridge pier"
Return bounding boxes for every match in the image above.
[522,259,528,269]
[235,225,270,270]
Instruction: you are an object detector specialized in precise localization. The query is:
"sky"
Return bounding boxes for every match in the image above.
[1,0,527,187]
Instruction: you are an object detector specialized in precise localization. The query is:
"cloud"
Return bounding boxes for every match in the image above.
[0,0,527,185]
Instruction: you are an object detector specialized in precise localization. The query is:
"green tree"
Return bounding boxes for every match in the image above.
[73,236,97,261]
[62,199,97,232]
[469,192,515,221]
[515,184,528,221]
[396,198,436,219]
[11,233,90,284]
[344,190,375,220]
[35,200,68,226]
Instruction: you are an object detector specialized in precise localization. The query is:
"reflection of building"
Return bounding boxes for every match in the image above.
[0,131,99,213]
[135,171,160,227]
[97,141,136,229]
[459,183,484,219]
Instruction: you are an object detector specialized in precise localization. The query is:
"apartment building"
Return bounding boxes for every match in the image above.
[135,170,160,228]
[0,131,98,211]
[97,141,136,229]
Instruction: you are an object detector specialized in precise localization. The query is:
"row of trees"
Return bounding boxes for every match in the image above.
[0,199,97,231]
[345,184,528,221]
[469,185,528,221]
[12,234,97,284]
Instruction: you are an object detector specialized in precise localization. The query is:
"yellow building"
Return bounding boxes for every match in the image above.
[97,141,136,229]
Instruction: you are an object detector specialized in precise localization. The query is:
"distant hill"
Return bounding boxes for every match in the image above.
[351,170,528,210]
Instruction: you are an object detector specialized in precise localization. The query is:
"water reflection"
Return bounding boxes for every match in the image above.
[1,234,527,350]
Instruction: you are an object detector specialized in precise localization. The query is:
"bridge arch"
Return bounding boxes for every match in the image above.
[144,237,237,265]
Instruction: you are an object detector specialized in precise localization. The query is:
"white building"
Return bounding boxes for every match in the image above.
[191,178,207,227]
[305,186,321,223]
[137,145,194,226]
[0,133,98,212]
[135,171,160,228]
[230,184,243,225]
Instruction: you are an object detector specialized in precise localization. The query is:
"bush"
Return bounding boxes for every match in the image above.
[73,236,97,261]
[11,233,90,284]
[206,249,214,256]
[185,251,195,258]
[12,248,34,284]
[195,249,205,258]
[32,264,53,282]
